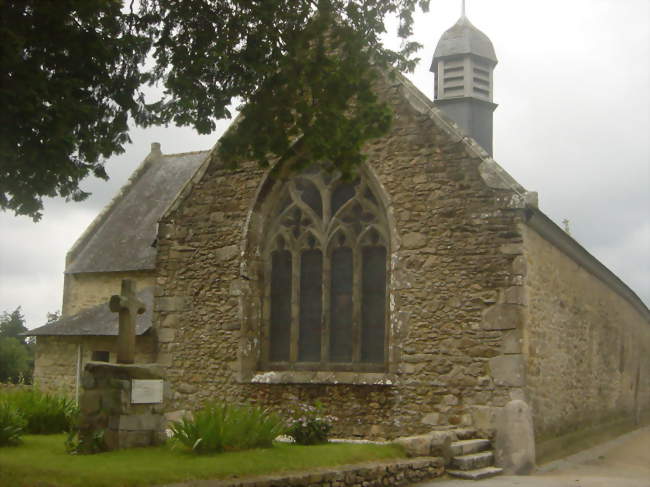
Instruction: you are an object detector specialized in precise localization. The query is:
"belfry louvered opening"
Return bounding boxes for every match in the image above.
[262,166,389,372]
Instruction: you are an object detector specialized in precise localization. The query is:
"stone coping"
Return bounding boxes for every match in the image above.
[85,361,165,379]
[158,456,444,487]
[248,371,397,386]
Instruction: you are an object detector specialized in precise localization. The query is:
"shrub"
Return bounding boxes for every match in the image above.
[287,401,336,445]
[0,388,78,434]
[0,399,26,446]
[65,428,105,455]
[169,402,286,454]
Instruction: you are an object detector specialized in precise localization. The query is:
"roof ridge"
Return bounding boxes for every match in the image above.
[162,149,211,158]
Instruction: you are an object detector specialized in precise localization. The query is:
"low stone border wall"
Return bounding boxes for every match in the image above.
[160,457,444,487]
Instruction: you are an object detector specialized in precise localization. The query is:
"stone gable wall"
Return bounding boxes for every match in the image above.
[62,271,155,317]
[522,224,650,442]
[154,77,525,439]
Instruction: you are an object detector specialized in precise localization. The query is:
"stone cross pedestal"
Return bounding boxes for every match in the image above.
[109,279,145,364]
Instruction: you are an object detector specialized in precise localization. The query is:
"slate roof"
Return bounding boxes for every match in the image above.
[65,148,210,274]
[432,15,498,66]
[26,287,154,336]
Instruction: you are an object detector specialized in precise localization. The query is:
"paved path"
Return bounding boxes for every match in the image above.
[414,426,650,487]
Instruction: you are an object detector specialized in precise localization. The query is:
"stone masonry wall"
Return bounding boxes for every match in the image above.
[33,335,156,396]
[523,224,650,442]
[154,75,526,439]
[185,457,444,487]
[61,271,155,317]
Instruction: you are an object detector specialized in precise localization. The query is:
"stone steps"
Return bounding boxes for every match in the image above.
[451,451,494,470]
[447,466,504,480]
[447,435,502,481]
[450,438,491,456]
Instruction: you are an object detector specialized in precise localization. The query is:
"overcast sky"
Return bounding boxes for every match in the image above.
[1,0,648,329]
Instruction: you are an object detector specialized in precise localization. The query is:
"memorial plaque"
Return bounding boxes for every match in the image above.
[131,379,164,404]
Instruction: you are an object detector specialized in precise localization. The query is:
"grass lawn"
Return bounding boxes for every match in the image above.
[0,435,405,487]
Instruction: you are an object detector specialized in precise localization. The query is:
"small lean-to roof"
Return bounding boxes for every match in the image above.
[65,147,210,274]
[432,15,498,66]
[26,287,154,336]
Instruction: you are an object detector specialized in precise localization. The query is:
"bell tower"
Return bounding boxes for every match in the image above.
[431,3,498,155]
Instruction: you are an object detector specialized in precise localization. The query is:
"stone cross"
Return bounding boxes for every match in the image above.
[109,279,145,364]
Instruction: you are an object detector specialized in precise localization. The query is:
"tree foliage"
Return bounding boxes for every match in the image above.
[0,307,32,383]
[1,0,430,220]
[0,307,28,344]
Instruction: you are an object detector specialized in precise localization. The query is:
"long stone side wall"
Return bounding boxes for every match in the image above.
[33,335,156,396]
[522,223,650,443]
[154,75,526,439]
[61,271,155,317]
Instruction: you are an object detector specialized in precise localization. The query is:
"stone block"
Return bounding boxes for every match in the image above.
[215,245,239,261]
[421,412,440,426]
[402,232,427,249]
[394,431,454,460]
[79,390,101,415]
[108,378,130,391]
[393,434,432,457]
[81,371,96,390]
[111,414,161,431]
[500,243,523,255]
[512,255,527,276]
[501,329,523,354]
[157,327,175,343]
[489,355,525,387]
[504,286,527,305]
[481,304,523,331]
[101,389,124,414]
[470,406,499,434]
[222,321,241,331]
[494,400,536,475]
[161,313,178,328]
[229,279,248,296]
[467,345,499,358]
[369,424,386,437]
[117,430,154,449]
[509,388,526,401]
[156,352,173,366]
[429,431,454,464]
[156,296,189,312]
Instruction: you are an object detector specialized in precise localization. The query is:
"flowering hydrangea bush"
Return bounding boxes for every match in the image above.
[287,401,337,445]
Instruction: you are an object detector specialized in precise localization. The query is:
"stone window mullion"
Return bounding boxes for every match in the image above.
[289,248,300,363]
[261,251,271,365]
[321,252,331,365]
[352,243,362,363]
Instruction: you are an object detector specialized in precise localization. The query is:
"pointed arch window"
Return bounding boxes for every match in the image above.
[263,167,389,371]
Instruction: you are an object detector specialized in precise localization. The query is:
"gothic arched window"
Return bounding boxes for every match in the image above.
[262,167,389,371]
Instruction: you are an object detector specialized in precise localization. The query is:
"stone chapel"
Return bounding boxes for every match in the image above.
[28,13,650,457]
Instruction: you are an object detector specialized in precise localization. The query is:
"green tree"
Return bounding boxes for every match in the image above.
[0,337,32,383]
[0,307,28,345]
[1,0,430,220]
[0,307,33,383]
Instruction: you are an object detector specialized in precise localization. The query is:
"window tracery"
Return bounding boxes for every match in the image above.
[263,167,389,370]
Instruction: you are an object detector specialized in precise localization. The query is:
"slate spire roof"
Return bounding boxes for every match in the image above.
[432,14,498,68]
